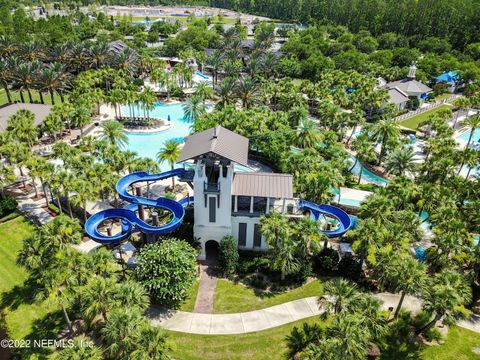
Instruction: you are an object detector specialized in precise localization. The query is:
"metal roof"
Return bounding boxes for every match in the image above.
[232,172,293,198]
[177,125,249,166]
[0,103,52,132]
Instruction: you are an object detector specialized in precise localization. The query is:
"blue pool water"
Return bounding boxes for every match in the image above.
[195,71,210,80]
[348,155,390,187]
[122,102,252,173]
[457,128,480,143]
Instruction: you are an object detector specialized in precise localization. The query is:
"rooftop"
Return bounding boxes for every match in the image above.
[386,78,432,95]
[388,87,409,105]
[0,103,52,132]
[177,125,249,166]
[232,172,294,198]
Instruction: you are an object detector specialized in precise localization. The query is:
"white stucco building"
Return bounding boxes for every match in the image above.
[177,126,296,260]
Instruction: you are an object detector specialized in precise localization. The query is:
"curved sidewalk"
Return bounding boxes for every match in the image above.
[149,293,480,335]
[148,296,323,335]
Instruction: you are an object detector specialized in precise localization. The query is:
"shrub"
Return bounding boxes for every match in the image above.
[218,235,239,279]
[237,251,270,275]
[0,196,17,217]
[425,328,443,342]
[313,248,340,274]
[136,239,197,307]
[48,203,60,215]
[338,256,362,282]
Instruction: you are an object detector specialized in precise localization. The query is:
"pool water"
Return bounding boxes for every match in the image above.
[457,128,480,143]
[122,102,252,173]
[348,155,389,187]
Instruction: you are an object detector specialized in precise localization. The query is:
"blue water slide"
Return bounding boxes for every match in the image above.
[85,169,190,244]
[298,200,353,238]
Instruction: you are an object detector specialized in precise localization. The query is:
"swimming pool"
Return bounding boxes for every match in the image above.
[348,155,389,187]
[457,128,480,144]
[122,102,252,172]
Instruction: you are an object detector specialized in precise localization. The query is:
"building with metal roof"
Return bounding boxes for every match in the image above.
[385,65,432,103]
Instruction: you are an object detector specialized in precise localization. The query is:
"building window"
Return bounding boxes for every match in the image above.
[253,197,267,213]
[253,224,262,248]
[237,196,250,213]
[238,223,247,246]
[209,197,216,222]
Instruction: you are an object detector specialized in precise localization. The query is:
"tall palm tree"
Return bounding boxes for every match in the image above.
[14,60,41,103]
[375,252,427,318]
[351,134,376,184]
[42,112,65,141]
[0,59,13,103]
[452,97,470,127]
[216,77,236,107]
[461,114,480,149]
[112,47,139,76]
[101,308,147,359]
[114,280,150,311]
[206,50,223,88]
[71,106,92,136]
[71,179,95,223]
[138,87,156,120]
[81,276,117,325]
[318,278,360,315]
[100,120,129,148]
[384,146,417,177]
[157,139,181,188]
[183,95,206,123]
[417,270,472,335]
[194,82,214,103]
[236,75,259,108]
[295,119,322,149]
[131,326,173,360]
[0,163,14,199]
[6,109,38,148]
[369,119,401,163]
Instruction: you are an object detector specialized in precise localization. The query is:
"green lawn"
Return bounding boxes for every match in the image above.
[0,89,62,106]
[0,216,62,358]
[422,326,480,360]
[213,279,324,313]
[166,316,324,360]
[399,104,452,130]
[179,279,199,312]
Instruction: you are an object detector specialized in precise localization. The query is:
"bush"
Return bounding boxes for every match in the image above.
[313,248,340,274]
[48,203,60,215]
[0,196,17,217]
[338,255,362,282]
[218,235,239,279]
[237,250,270,275]
[425,328,443,342]
[136,239,197,307]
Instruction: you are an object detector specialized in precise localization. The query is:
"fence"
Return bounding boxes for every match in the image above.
[393,94,459,122]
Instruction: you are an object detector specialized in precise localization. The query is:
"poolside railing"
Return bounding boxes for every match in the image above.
[393,94,459,122]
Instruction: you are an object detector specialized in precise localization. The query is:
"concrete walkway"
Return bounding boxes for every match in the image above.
[149,292,480,335]
[193,263,218,314]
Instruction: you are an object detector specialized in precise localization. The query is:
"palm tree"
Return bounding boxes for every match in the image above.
[351,134,376,184]
[101,308,147,359]
[461,114,480,149]
[318,278,360,315]
[39,63,70,105]
[114,280,150,311]
[452,97,470,127]
[71,106,92,136]
[138,87,156,120]
[295,119,322,148]
[194,82,214,103]
[6,109,38,148]
[236,75,259,108]
[82,276,117,325]
[71,179,95,223]
[157,139,181,188]
[42,112,65,141]
[100,121,128,148]
[417,270,472,335]
[55,336,103,360]
[0,163,14,199]
[206,50,223,88]
[369,119,401,163]
[294,217,322,256]
[89,42,110,69]
[183,95,206,123]
[385,146,417,177]
[375,252,427,318]
[130,326,173,360]
[0,59,13,103]
[112,47,139,76]
[216,77,236,107]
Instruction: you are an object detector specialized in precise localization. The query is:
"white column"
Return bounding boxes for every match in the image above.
[250,196,254,213]
[266,197,270,214]
[234,195,238,212]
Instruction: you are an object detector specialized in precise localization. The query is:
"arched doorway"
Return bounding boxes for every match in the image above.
[205,240,219,264]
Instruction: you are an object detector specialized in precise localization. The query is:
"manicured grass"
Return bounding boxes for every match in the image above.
[166,316,324,360]
[0,89,62,106]
[421,326,480,360]
[0,216,60,349]
[213,279,324,313]
[179,279,199,312]
[399,104,452,130]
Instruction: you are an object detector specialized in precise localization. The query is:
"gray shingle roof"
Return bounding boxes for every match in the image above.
[0,103,52,132]
[386,79,432,95]
[177,125,249,166]
[232,172,293,198]
[388,87,409,105]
